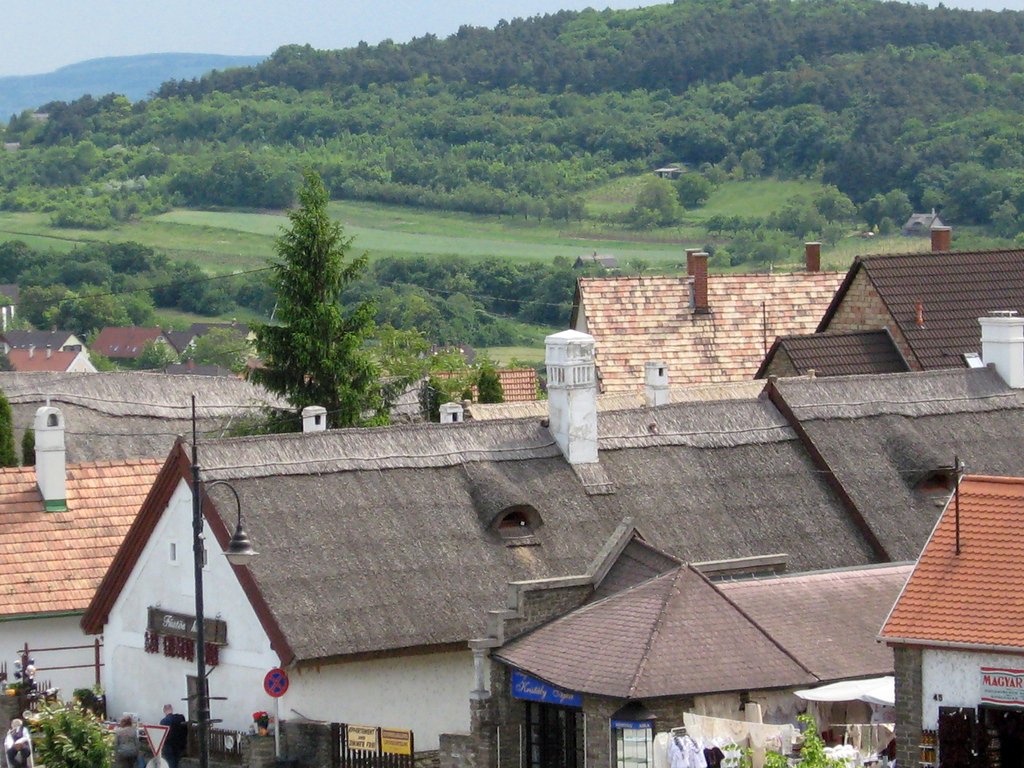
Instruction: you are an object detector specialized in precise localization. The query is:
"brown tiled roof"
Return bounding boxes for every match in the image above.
[720,563,911,681]
[756,330,910,378]
[576,272,843,392]
[8,349,83,372]
[881,475,1024,650]
[92,327,167,358]
[818,249,1024,370]
[495,566,815,698]
[497,368,538,402]
[0,459,161,617]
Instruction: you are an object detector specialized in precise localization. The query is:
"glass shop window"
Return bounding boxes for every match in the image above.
[615,725,653,768]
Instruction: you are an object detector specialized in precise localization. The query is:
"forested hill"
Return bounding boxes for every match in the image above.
[158,0,1024,96]
[3,0,1024,233]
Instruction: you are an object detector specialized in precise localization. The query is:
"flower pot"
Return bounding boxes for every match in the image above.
[259,727,269,736]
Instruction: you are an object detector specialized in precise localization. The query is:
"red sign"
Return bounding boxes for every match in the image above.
[264,667,289,698]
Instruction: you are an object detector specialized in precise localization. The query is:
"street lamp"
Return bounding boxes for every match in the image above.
[191,395,257,768]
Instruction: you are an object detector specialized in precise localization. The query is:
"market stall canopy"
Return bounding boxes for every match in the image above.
[794,676,894,706]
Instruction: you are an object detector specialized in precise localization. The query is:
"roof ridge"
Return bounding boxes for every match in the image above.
[626,567,685,698]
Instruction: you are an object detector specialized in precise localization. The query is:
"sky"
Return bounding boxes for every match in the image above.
[0,0,1020,78]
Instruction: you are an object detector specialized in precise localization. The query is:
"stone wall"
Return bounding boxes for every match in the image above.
[822,270,919,369]
[503,584,593,642]
[761,349,799,379]
[894,645,923,768]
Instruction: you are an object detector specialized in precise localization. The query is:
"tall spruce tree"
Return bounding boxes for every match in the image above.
[476,362,504,404]
[252,172,384,428]
[0,389,17,467]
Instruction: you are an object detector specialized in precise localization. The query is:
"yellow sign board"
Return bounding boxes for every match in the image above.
[381,728,412,756]
[347,725,378,752]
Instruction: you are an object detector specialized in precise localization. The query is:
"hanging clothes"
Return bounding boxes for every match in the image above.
[668,733,707,768]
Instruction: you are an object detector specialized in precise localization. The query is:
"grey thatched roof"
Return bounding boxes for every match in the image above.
[0,371,285,462]
[773,368,1024,561]
[193,397,876,662]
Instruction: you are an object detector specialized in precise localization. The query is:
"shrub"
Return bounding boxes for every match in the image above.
[32,701,112,768]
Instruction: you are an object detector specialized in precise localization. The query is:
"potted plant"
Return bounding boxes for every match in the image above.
[252,711,270,736]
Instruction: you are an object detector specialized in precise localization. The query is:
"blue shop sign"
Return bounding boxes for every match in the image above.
[611,720,654,730]
[511,669,582,708]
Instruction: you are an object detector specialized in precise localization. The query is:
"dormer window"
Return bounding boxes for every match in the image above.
[494,505,541,546]
[916,469,953,495]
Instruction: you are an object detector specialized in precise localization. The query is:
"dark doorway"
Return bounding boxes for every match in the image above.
[524,701,584,768]
[981,706,1024,768]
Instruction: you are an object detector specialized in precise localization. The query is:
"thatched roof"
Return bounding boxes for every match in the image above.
[121,397,875,664]
[772,368,1024,561]
[0,371,285,462]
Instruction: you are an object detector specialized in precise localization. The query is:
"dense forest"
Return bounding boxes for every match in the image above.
[2,0,1024,238]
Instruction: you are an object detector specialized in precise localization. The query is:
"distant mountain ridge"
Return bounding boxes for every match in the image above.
[0,53,266,119]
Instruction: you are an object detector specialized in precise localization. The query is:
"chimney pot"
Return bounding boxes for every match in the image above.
[644,360,670,407]
[931,226,952,252]
[545,329,598,465]
[804,242,821,273]
[33,406,66,511]
[440,402,465,424]
[301,405,328,433]
[691,252,710,313]
[980,311,1024,388]
[915,302,925,328]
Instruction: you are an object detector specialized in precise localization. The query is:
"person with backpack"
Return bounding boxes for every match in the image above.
[113,715,139,768]
[159,704,188,768]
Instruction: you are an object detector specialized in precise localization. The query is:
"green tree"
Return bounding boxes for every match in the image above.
[135,340,179,371]
[189,327,250,372]
[21,427,35,466]
[477,361,504,404]
[0,348,11,371]
[32,701,113,768]
[628,177,682,228]
[676,173,714,208]
[0,389,17,467]
[251,172,384,428]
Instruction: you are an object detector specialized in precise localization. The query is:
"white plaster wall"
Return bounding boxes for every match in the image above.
[921,648,1024,727]
[101,480,476,749]
[68,352,97,373]
[102,479,279,727]
[0,614,99,694]
[287,650,475,750]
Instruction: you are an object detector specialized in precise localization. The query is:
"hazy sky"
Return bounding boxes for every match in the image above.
[0,0,1019,77]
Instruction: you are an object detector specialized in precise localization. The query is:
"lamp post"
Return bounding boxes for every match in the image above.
[191,395,257,768]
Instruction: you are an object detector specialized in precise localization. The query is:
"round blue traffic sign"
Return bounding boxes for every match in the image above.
[264,667,289,697]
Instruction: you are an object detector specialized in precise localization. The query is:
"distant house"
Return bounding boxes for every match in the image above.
[164,330,197,355]
[816,239,1024,371]
[572,249,843,392]
[574,252,619,270]
[653,166,683,179]
[434,367,540,404]
[91,326,170,360]
[901,210,944,236]
[8,347,97,373]
[0,329,84,354]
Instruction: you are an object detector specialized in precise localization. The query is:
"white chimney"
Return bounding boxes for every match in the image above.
[301,405,327,433]
[545,329,598,465]
[980,311,1024,388]
[645,361,669,407]
[34,406,66,512]
[439,402,464,424]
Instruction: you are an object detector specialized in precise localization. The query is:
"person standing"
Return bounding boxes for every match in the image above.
[113,715,139,768]
[4,718,32,767]
[159,704,188,768]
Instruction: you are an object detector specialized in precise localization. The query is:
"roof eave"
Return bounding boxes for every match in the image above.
[881,636,1024,655]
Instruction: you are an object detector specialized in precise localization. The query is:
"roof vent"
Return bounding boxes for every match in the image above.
[644,361,669,407]
[440,402,464,424]
[980,311,1024,388]
[34,406,66,512]
[301,405,327,433]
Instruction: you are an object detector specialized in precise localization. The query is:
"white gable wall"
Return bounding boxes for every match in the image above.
[101,479,475,748]
[920,647,1024,727]
[0,614,98,694]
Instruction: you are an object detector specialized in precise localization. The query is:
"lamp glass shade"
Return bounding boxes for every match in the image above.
[224,524,257,565]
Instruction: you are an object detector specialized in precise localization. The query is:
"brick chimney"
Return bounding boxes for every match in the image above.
[685,248,701,276]
[28,345,34,359]
[691,252,709,314]
[644,361,669,407]
[805,242,821,273]
[980,311,1024,388]
[301,405,327,433]
[545,329,598,465]
[34,406,66,512]
[439,402,464,424]
[931,226,952,252]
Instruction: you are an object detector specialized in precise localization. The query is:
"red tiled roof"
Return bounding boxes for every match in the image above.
[819,249,1024,370]
[497,368,538,402]
[92,327,167,358]
[881,475,1024,649]
[8,349,82,372]
[0,459,162,617]
[576,272,843,392]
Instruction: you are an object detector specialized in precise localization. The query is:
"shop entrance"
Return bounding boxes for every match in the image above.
[524,701,584,768]
[980,706,1024,768]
